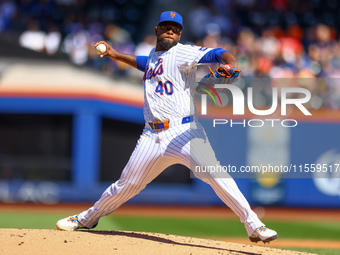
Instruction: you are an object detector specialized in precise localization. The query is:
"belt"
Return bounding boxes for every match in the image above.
[149,116,194,132]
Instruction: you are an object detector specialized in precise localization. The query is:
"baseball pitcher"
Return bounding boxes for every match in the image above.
[56,11,277,244]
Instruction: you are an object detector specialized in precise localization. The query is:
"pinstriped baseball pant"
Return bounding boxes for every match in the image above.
[78,121,264,236]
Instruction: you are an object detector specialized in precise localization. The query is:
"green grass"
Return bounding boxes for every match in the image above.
[1,212,339,254]
[0,212,116,230]
[1,213,340,240]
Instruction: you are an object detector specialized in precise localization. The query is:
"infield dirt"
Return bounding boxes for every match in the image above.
[1,228,315,255]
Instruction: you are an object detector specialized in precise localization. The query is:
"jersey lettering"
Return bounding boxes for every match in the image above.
[144,58,164,81]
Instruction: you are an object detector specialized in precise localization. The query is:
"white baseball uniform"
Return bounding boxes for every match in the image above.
[77,43,264,236]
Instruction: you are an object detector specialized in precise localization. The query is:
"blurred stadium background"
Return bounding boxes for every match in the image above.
[0,0,340,249]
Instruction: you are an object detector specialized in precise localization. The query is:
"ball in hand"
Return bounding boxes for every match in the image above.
[96,44,107,55]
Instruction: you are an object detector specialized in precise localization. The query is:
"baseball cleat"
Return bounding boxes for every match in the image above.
[249,226,278,244]
[56,215,86,231]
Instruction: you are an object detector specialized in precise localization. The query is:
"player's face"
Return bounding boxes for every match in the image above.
[155,21,182,51]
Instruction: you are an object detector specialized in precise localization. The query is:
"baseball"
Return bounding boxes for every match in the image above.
[96,44,107,55]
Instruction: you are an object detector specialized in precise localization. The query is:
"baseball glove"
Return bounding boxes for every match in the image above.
[196,64,240,95]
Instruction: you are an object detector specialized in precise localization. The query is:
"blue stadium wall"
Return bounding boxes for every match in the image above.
[0,96,339,208]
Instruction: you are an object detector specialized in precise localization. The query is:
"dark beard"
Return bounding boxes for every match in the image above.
[157,37,178,51]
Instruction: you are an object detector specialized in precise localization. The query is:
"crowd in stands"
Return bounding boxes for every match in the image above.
[189,0,340,110]
[1,0,339,109]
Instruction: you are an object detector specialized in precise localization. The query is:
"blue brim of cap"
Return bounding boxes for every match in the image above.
[158,20,183,29]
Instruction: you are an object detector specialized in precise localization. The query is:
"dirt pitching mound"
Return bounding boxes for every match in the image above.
[0,228,315,255]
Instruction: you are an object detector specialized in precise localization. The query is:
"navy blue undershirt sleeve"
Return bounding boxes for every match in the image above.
[199,48,229,64]
[136,56,148,71]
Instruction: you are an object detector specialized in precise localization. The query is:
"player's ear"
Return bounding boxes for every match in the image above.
[154,27,158,36]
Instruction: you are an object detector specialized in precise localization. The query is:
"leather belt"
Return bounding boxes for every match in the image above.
[149,116,194,132]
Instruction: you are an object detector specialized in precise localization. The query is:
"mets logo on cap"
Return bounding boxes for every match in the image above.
[157,11,184,29]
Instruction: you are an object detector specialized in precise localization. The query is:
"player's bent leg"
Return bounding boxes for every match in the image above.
[56,130,173,230]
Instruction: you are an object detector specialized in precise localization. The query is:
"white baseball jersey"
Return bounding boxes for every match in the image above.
[77,42,265,237]
[143,43,212,123]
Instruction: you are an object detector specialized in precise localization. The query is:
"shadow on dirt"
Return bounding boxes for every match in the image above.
[83,230,260,255]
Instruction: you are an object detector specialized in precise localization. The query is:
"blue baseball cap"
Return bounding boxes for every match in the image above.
[157,11,183,29]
